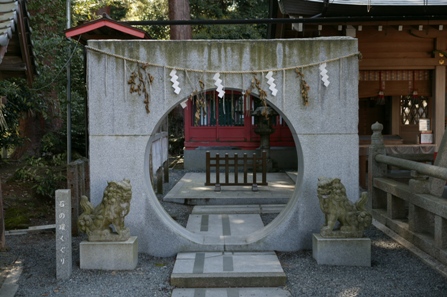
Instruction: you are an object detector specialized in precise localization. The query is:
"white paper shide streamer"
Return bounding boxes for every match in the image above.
[213,72,225,98]
[170,69,181,94]
[319,63,330,87]
[265,71,278,96]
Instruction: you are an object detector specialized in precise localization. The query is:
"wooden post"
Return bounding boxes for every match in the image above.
[243,153,248,184]
[0,178,5,250]
[67,159,89,236]
[67,161,80,236]
[252,153,258,191]
[368,122,387,210]
[163,160,169,183]
[225,153,229,184]
[206,151,211,185]
[234,153,239,184]
[215,153,221,192]
[434,37,446,151]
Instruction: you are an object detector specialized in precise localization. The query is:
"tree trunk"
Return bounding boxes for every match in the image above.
[11,113,45,159]
[168,0,192,40]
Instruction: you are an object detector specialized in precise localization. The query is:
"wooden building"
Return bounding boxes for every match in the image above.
[0,0,36,84]
[275,0,447,186]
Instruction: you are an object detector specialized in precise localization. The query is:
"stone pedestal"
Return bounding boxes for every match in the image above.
[312,234,371,267]
[80,236,138,270]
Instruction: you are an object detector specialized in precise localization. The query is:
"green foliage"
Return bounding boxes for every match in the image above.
[4,207,30,229]
[41,132,65,156]
[126,0,170,40]
[13,155,66,199]
[124,0,269,40]
[72,0,131,24]
[18,0,88,157]
[190,0,269,39]
[0,79,45,149]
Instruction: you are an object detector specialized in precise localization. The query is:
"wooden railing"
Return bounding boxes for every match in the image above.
[368,122,447,265]
[205,151,268,192]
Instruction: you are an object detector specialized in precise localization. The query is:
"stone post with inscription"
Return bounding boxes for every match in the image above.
[56,189,72,279]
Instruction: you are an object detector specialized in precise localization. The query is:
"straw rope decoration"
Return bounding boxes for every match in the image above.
[86,45,360,113]
[127,63,154,113]
[295,68,310,106]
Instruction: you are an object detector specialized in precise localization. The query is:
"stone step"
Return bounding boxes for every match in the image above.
[191,204,285,214]
[170,252,287,288]
[186,214,264,238]
[171,287,291,297]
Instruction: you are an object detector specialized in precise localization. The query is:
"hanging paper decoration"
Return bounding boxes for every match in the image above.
[265,71,278,96]
[319,63,330,87]
[213,72,225,98]
[170,69,181,94]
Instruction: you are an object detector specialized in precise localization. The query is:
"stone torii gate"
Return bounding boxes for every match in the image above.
[86,38,359,256]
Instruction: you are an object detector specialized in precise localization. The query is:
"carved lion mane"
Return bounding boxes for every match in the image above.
[78,179,132,242]
[317,177,372,238]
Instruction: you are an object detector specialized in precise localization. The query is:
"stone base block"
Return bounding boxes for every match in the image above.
[80,236,138,270]
[312,234,371,267]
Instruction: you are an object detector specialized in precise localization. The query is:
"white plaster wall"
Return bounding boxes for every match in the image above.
[87,38,359,256]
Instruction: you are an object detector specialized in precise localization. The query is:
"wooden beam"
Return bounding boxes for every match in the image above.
[410,27,447,38]
[360,58,440,70]
[0,63,27,71]
[434,37,446,150]
[16,1,34,85]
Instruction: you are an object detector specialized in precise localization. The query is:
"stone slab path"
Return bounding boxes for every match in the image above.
[171,251,286,288]
[191,204,285,214]
[172,287,291,297]
[170,205,290,297]
[163,172,294,205]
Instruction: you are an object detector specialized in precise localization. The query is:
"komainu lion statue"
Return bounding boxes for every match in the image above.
[78,179,132,242]
[317,177,372,238]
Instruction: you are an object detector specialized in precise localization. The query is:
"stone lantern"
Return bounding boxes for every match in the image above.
[251,106,277,169]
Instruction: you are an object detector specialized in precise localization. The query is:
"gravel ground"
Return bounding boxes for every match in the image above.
[2,169,447,297]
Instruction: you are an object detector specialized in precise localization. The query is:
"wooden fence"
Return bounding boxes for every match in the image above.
[205,151,268,191]
[67,159,89,236]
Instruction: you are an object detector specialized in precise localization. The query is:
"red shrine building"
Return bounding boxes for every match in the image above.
[182,89,296,170]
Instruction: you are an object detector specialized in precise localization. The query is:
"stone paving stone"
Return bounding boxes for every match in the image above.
[186,214,264,237]
[171,252,286,288]
[192,204,286,214]
[171,287,291,297]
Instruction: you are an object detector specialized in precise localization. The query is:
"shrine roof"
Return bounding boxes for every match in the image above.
[278,0,447,18]
[0,0,37,84]
[65,14,151,45]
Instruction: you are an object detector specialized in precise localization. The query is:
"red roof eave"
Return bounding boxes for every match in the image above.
[65,18,150,40]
